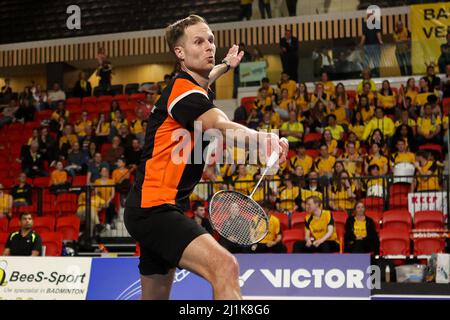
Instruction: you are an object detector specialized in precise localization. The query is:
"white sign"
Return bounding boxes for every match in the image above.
[0,257,92,300]
[436,254,450,284]
[407,192,448,220]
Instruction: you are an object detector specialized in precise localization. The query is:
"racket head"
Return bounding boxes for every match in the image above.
[208,190,269,246]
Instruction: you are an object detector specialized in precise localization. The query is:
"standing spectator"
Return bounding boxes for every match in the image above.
[96,47,107,66]
[438,32,450,74]
[344,202,379,254]
[0,100,19,129]
[360,13,383,78]
[240,0,254,20]
[97,60,113,94]
[258,0,271,19]
[0,78,12,103]
[393,20,411,76]
[293,196,340,253]
[285,0,297,16]
[20,141,47,178]
[280,30,299,82]
[2,212,42,256]
[11,173,33,207]
[0,184,13,219]
[87,152,110,184]
[124,139,142,168]
[73,71,92,98]
[94,167,116,230]
[47,82,66,109]
[191,201,213,235]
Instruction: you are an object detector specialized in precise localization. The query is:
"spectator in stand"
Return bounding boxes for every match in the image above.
[329,171,356,214]
[395,109,417,136]
[73,71,92,98]
[360,13,383,77]
[289,144,313,174]
[246,107,262,130]
[344,202,379,254]
[124,139,142,168]
[37,127,57,166]
[74,110,92,138]
[95,112,111,146]
[413,150,441,192]
[20,141,47,178]
[377,80,397,115]
[275,88,293,120]
[391,123,416,153]
[322,129,338,157]
[362,107,395,141]
[65,142,87,176]
[136,91,157,119]
[400,78,418,110]
[280,110,303,148]
[0,78,12,103]
[240,0,253,20]
[76,189,104,237]
[258,0,271,19]
[320,72,335,97]
[365,142,388,175]
[117,124,136,150]
[11,173,33,207]
[349,111,365,141]
[97,60,113,94]
[129,108,145,138]
[333,83,350,122]
[258,107,281,132]
[357,81,377,107]
[390,139,416,171]
[293,196,340,253]
[254,87,273,112]
[260,77,274,97]
[426,64,441,91]
[356,95,374,125]
[324,114,344,144]
[87,152,110,184]
[94,167,116,230]
[416,77,436,109]
[49,161,69,193]
[417,102,442,146]
[310,82,331,108]
[438,33,450,73]
[110,110,129,136]
[47,82,66,109]
[356,69,377,95]
[286,0,297,16]
[31,84,48,111]
[50,101,69,132]
[314,144,336,179]
[112,157,132,206]
[441,64,450,98]
[191,201,213,235]
[276,174,300,212]
[2,212,42,256]
[299,171,323,210]
[232,164,254,195]
[393,20,411,76]
[0,100,19,129]
[58,123,78,158]
[109,100,121,120]
[295,82,310,115]
[14,99,35,123]
[0,184,13,219]
[19,86,33,106]
[340,141,363,176]
[103,136,124,169]
[280,30,299,82]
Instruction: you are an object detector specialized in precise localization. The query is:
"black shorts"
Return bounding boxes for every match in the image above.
[124,204,208,275]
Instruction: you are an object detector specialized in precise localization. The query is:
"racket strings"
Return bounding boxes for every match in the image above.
[209,191,269,246]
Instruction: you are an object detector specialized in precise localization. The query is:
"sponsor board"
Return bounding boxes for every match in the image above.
[408,192,448,220]
[0,257,91,300]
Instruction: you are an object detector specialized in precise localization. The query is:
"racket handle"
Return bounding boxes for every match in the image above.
[267,151,279,168]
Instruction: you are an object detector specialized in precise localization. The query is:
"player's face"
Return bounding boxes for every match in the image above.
[177,23,216,76]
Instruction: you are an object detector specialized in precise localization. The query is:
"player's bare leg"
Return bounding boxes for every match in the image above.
[140,268,176,300]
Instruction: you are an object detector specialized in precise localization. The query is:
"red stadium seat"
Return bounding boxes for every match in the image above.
[362,197,384,212]
[7,217,20,233]
[114,94,128,103]
[303,133,322,144]
[97,95,113,104]
[129,93,145,102]
[442,97,450,115]
[332,211,348,238]
[305,149,319,159]
[379,227,410,256]
[56,216,80,241]
[389,183,410,196]
[365,210,382,232]
[270,212,289,231]
[282,229,305,253]
[0,232,8,253]
[291,211,307,230]
[71,175,88,187]
[414,238,446,256]
[33,216,55,234]
[81,96,97,104]
[65,97,81,108]
[382,210,412,231]
[389,193,408,209]
[33,176,51,187]
[419,144,443,159]
[40,232,63,256]
[414,210,445,229]
[0,217,8,233]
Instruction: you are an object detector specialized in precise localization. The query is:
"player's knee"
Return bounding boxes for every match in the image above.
[212,252,239,283]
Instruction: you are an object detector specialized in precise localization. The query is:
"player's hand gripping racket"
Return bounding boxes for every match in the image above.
[209,148,281,246]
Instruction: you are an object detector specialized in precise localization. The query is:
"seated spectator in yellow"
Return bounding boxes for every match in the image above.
[280,110,303,148]
[377,80,397,115]
[320,72,335,97]
[232,164,254,195]
[49,161,69,192]
[322,129,339,157]
[390,139,415,171]
[74,111,92,137]
[295,82,310,113]
[289,144,313,174]
[276,174,300,212]
[356,69,376,94]
[324,114,344,142]
[356,81,376,106]
[254,87,273,112]
[365,143,388,175]
[277,72,297,99]
[0,184,13,219]
[357,95,375,124]
[329,171,356,213]
[362,107,395,141]
[413,150,441,192]
[314,144,336,178]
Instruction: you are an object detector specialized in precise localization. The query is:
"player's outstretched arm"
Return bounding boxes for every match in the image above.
[208,45,244,87]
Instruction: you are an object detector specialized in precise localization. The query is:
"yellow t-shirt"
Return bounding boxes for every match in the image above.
[322,81,335,97]
[233,174,254,195]
[94,178,115,201]
[354,219,367,238]
[417,116,441,135]
[378,93,397,109]
[112,168,130,184]
[281,121,304,143]
[289,154,313,174]
[305,210,338,242]
[327,106,347,125]
[332,185,355,210]
[50,170,67,185]
[417,161,440,191]
[314,156,336,176]
[0,193,11,214]
[360,107,375,124]
[75,120,92,137]
[295,95,310,112]
[366,155,389,174]
[59,134,78,149]
[349,124,365,141]
[97,122,110,135]
[395,119,416,128]
[325,125,344,141]
[278,186,300,211]
[391,152,415,165]
[259,215,281,244]
[326,139,338,154]
[277,98,293,111]
[130,119,144,135]
[279,80,297,99]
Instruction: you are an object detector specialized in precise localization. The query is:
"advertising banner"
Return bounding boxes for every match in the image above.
[408,192,448,220]
[239,61,267,83]
[410,2,450,74]
[0,257,91,300]
[86,257,212,300]
[237,254,371,299]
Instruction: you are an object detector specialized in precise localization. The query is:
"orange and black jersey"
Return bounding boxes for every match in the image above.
[126,71,214,209]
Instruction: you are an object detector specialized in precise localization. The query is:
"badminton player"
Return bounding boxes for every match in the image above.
[124,14,288,300]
